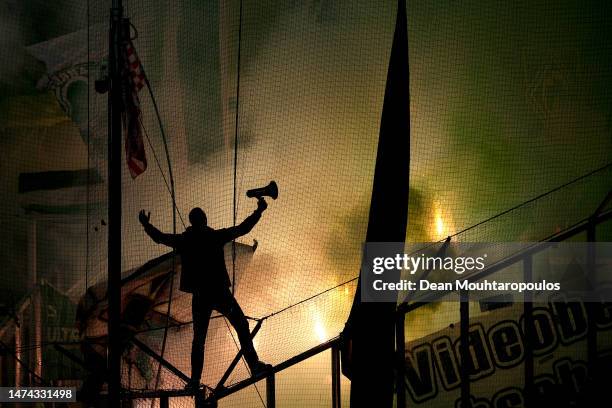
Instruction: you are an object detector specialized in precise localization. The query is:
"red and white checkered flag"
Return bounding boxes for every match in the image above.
[122,39,147,178]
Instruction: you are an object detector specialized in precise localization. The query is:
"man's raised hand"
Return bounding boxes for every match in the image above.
[139,210,151,226]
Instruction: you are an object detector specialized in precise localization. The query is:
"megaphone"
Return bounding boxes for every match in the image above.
[246,181,278,200]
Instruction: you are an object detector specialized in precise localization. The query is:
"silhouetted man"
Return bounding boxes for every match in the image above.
[139,198,270,389]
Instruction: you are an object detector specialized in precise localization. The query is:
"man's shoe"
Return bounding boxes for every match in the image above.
[250,360,273,377]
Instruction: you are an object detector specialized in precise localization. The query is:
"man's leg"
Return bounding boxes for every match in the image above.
[218,293,261,369]
[191,293,212,385]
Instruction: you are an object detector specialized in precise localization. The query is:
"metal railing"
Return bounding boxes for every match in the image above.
[126,336,343,408]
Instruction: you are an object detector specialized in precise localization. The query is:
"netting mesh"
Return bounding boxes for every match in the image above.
[1,0,611,407]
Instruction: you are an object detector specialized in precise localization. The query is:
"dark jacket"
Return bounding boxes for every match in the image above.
[143,209,262,293]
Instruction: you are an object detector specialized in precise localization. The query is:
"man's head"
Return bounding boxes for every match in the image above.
[189,207,207,227]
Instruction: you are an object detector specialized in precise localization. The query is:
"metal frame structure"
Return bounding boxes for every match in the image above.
[124,337,343,408]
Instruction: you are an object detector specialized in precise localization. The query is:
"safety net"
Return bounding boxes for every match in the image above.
[0,0,611,407]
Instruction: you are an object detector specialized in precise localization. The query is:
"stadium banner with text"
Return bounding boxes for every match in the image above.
[402,297,612,406]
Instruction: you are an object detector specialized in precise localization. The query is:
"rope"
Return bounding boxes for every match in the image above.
[131,22,180,396]
[449,162,612,238]
[411,162,612,255]
[232,0,245,297]
[260,277,358,321]
[222,319,266,407]
[142,79,177,397]
[139,117,186,227]
[85,0,90,300]
[130,277,359,337]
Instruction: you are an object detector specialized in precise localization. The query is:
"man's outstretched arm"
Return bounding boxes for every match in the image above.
[139,210,181,248]
[220,198,268,242]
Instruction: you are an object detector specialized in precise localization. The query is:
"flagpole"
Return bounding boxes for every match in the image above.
[108,0,123,405]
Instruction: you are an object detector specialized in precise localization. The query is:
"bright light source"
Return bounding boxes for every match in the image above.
[433,203,454,239]
[435,211,445,237]
[314,317,327,343]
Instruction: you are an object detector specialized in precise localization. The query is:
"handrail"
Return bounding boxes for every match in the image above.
[217,336,341,399]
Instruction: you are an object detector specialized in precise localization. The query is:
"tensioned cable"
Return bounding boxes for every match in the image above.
[85,0,90,300]
[130,276,359,337]
[226,3,267,405]
[411,161,612,256]
[129,20,180,396]
[222,319,266,407]
[231,0,245,297]
[143,80,177,395]
[139,116,186,227]
[450,162,612,239]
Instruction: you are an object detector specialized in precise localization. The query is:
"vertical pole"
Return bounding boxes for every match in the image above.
[459,289,470,408]
[331,343,341,408]
[395,313,406,408]
[14,321,21,386]
[108,0,124,405]
[523,255,534,407]
[33,289,42,382]
[27,220,42,381]
[586,220,597,376]
[219,0,233,152]
[160,396,169,408]
[27,221,36,287]
[266,374,276,408]
[231,0,244,296]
